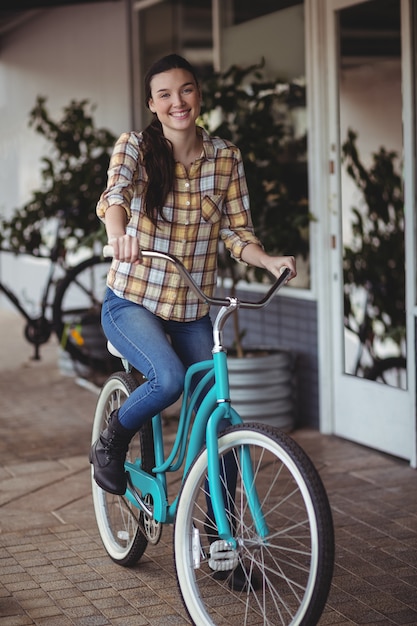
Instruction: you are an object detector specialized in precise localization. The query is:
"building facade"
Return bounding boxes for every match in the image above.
[0,0,416,465]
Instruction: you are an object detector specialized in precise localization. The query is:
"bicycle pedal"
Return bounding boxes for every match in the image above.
[208,540,239,572]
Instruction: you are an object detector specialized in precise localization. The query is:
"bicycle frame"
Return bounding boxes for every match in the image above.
[124,352,266,545]
[101,247,290,544]
[0,250,58,359]
[0,253,55,323]
[121,282,291,544]
[0,217,67,320]
[0,217,69,359]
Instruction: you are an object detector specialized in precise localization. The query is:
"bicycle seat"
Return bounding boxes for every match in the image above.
[107,341,124,359]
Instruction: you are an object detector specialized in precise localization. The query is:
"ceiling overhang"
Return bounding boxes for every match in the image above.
[0,0,122,37]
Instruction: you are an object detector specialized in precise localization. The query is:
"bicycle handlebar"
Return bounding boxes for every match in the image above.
[103,245,290,310]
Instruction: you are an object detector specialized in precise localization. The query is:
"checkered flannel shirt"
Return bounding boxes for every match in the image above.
[97,126,261,322]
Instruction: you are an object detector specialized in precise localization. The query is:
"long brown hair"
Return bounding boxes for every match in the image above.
[142,54,200,223]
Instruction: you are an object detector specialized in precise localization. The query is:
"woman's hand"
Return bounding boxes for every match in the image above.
[103,205,141,264]
[107,234,142,264]
[241,244,297,282]
[262,255,297,282]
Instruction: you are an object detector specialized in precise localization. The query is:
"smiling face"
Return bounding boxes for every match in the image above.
[147,68,201,138]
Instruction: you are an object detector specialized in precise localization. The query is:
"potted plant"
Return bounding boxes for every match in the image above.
[0,96,115,256]
[198,60,311,428]
[0,98,116,374]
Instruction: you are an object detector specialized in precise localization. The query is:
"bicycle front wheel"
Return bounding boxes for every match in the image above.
[91,372,154,566]
[174,423,334,626]
[53,256,113,372]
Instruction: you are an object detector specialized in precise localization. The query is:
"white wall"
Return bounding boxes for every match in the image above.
[0,2,131,311]
[221,6,305,81]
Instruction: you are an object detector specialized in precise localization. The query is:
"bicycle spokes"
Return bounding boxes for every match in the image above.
[174,425,334,625]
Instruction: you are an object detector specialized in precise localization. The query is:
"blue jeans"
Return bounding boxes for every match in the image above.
[101,288,214,430]
[102,288,236,529]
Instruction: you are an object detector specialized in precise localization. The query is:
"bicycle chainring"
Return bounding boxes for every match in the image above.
[141,494,162,545]
[24,316,52,345]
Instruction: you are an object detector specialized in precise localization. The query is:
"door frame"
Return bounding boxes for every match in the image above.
[401,0,417,468]
[307,0,417,465]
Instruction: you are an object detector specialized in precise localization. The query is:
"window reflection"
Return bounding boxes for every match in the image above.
[338,0,407,389]
[226,0,303,26]
[134,0,309,287]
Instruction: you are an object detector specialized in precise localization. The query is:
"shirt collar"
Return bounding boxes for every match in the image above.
[197,126,215,162]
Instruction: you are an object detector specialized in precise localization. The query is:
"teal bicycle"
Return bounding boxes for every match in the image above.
[91,250,334,626]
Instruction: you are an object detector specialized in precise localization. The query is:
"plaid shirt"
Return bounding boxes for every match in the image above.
[97,127,261,322]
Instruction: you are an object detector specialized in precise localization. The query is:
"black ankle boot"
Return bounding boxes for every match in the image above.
[89,411,135,495]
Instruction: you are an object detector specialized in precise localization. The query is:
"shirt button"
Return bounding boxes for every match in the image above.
[185,201,190,206]
[185,182,190,188]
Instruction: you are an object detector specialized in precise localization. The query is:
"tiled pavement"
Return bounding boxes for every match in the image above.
[1,309,417,625]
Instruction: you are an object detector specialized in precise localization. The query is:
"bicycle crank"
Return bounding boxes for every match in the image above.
[24,316,51,346]
[24,316,52,360]
[141,494,162,545]
[126,474,162,545]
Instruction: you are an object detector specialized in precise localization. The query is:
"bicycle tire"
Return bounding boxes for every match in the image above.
[174,423,334,626]
[52,256,114,372]
[91,371,155,566]
[365,356,407,388]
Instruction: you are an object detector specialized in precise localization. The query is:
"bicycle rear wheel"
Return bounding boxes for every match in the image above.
[53,256,114,372]
[174,423,334,626]
[91,372,154,566]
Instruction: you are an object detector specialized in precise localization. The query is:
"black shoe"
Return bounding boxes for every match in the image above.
[89,411,135,495]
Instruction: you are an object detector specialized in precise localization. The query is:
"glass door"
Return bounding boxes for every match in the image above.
[327,0,415,460]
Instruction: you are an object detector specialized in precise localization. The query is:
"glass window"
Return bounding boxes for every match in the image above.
[337,0,405,387]
[135,0,214,125]
[133,0,309,288]
[226,0,303,26]
[219,2,309,289]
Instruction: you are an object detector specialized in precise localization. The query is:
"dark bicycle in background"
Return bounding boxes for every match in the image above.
[0,217,112,374]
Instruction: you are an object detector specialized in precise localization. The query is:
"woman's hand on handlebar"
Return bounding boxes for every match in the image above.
[107,235,142,265]
[263,255,297,282]
[241,244,297,282]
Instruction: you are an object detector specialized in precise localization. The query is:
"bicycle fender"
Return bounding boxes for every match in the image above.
[124,462,167,522]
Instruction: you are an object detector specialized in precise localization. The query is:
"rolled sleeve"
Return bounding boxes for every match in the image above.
[96,132,143,221]
[219,148,262,261]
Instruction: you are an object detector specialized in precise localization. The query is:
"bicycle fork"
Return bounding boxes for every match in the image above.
[205,405,270,546]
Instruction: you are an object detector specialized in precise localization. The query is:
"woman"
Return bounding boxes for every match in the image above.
[90,53,297,496]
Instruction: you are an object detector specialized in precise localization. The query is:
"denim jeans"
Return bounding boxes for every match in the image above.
[101,288,214,430]
[102,288,236,529]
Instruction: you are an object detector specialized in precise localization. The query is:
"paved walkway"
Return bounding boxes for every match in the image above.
[1,310,417,624]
